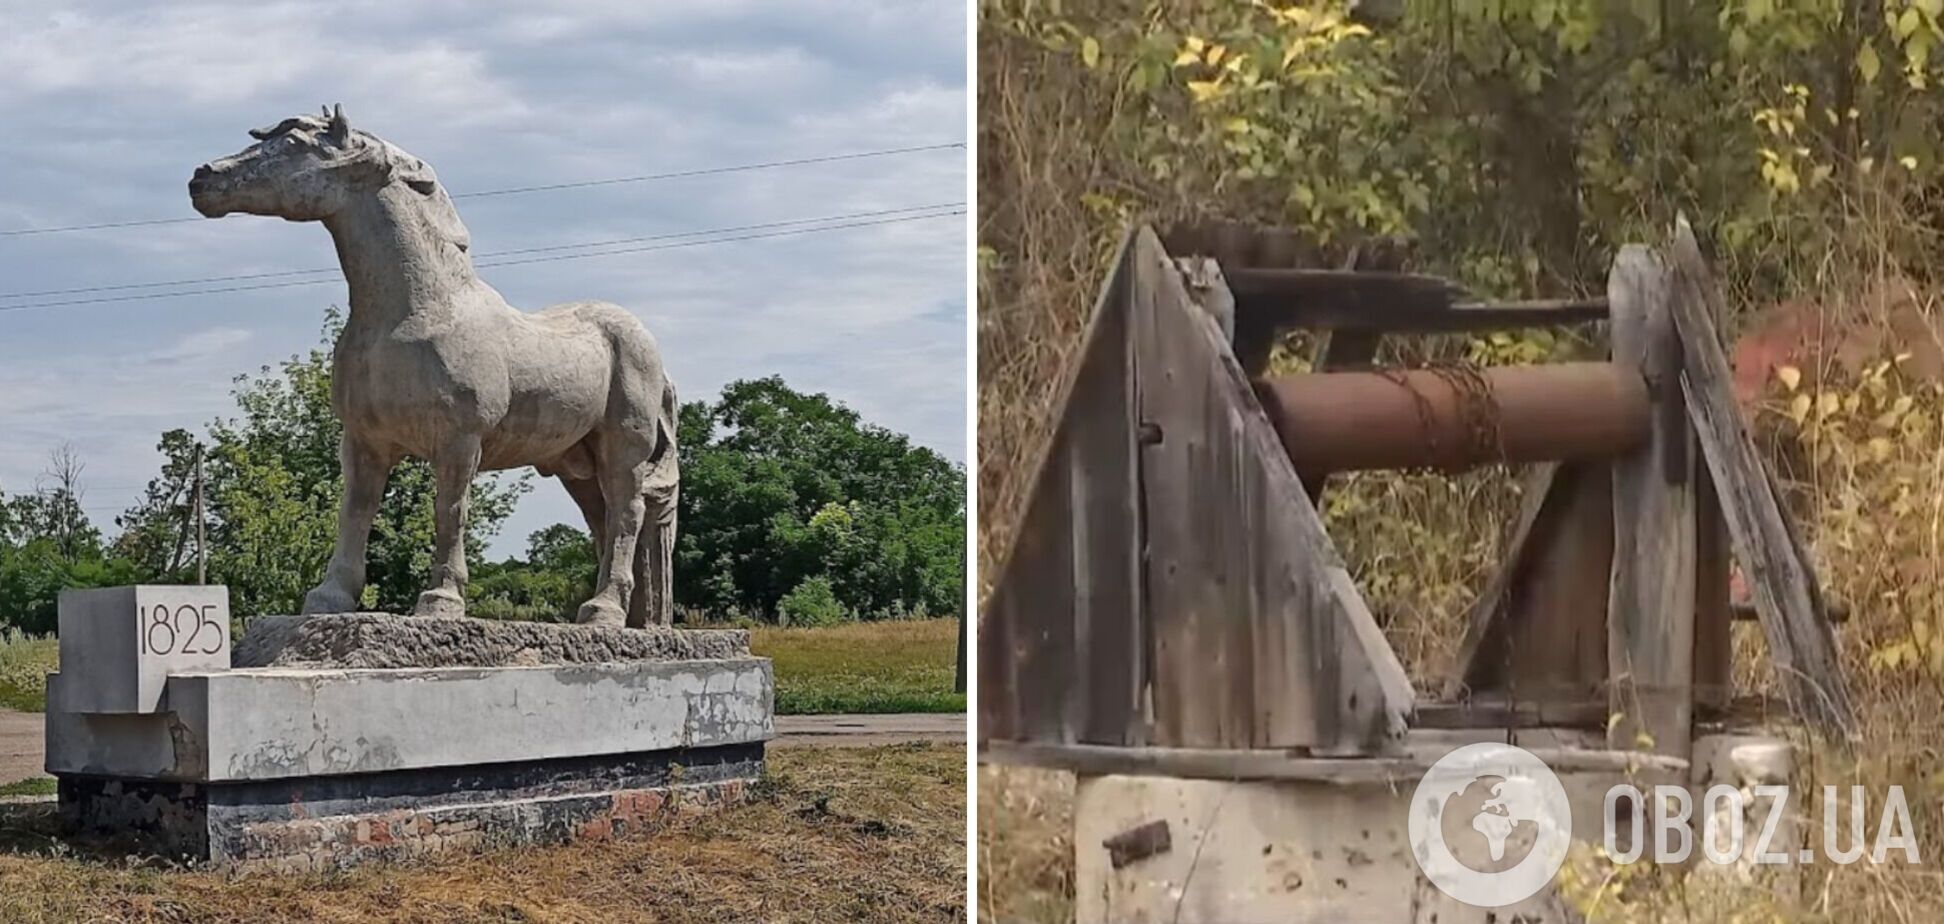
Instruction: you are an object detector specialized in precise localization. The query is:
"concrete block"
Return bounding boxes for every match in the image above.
[47,657,772,781]
[57,586,230,714]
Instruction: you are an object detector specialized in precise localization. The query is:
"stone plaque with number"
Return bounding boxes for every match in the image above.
[57,585,230,714]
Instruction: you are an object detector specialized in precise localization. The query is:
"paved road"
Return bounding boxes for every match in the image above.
[0,710,963,784]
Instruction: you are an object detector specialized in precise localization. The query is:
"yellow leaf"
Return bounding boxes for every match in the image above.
[1185,35,1205,53]
[1788,393,1813,424]
[1207,44,1227,66]
[1174,50,1200,67]
[1186,80,1222,103]
[1776,364,1802,391]
[1901,155,1920,170]
[1817,392,1841,417]
[1859,43,1882,84]
[1223,117,1250,134]
[1081,37,1100,69]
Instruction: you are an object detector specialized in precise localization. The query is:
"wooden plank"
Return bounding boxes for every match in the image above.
[982,740,1688,781]
[1136,231,1255,748]
[1446,461,1611,704]
[1413,699,1608,730]
[1445,462,1562,699]
[977,230,1140,745]
[1665,218,1856,736]
[1011,445,1079,743]
[1132,229,1412,753]
[976,587,1017,743]
[1062,264,1146,745]
[1693,444,1734,711]
[1606,244,1697,759]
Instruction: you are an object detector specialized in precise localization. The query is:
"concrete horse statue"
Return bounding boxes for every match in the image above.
[189,105,678,627]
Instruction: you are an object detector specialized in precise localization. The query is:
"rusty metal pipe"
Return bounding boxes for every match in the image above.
[1253,362,1649,476]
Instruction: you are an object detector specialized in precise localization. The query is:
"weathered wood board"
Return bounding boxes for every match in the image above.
[1446,460,1613,703]
[1666,218,1855,736]
[1605,244,1697,758]
[980,226,1413,755]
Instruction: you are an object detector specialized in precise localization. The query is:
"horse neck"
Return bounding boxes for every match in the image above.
[323,187,482,333]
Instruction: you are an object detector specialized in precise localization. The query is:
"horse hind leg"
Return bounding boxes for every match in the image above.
[628,399,679,628]
[628,478,677,628]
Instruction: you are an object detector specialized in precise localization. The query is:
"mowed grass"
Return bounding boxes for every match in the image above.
[0,633,56,714]
[0,620,965,716]
[751,619,964,715]
[0,743,966,923]
[0,779,54,799]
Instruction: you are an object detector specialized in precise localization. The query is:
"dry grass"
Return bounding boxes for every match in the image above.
[0,743,965,924]
[0,630,56,713]
[974,765,1071,924]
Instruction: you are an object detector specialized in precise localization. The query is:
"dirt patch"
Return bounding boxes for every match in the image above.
[0,712,40,787]
[0,743,965,923]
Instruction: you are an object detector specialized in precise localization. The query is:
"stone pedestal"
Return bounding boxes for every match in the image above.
[46,611,772,871]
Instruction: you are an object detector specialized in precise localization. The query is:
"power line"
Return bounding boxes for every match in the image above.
[0,142,965,238]
[0,203,964,300]
[0,208,964,314]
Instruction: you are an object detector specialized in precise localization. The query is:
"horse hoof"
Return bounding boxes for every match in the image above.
[302,586,357,615]
[577,600,625,628]
[413,589,466,619]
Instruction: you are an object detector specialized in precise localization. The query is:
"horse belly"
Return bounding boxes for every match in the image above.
[480,356,608,471]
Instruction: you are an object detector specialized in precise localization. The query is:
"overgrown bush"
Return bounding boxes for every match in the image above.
[779,576,849,627]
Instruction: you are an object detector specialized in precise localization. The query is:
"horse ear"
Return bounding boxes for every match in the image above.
[326,104,351,145]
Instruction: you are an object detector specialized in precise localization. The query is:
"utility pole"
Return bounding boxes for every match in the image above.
[192,443,206,585]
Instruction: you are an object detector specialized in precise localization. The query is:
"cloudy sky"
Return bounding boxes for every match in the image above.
[0,1,967,557]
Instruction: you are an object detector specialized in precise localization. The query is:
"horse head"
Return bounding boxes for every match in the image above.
[189,105,449,227]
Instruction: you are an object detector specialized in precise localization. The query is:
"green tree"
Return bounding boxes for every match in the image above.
[676,376,965,621]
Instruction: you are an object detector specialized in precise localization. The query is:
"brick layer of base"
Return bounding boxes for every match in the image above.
[59,742,762,871]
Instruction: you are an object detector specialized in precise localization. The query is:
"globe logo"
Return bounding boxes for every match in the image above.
[1407,743,1573,907]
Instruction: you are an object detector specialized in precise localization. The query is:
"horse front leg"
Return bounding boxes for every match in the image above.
[577,459,647,628]
[303,436,393,614]
[413,435,481,619]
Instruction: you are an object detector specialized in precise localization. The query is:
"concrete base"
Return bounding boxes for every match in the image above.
[46,656,773,870]
[1066,729,1787,923]
[60,743,761,871]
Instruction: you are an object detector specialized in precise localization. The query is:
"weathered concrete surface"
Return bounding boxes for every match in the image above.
[1073,773,1581,924]
[45,658,772,781]
[0,710,41,784]
[233,613,747,669]
[190,108,679,627]
[58,586,230,714]
[6,711,962,782]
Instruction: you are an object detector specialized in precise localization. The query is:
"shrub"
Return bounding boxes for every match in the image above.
[778,576,849,627]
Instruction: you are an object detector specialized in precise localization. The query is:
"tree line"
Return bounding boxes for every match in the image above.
[0,316,964,634]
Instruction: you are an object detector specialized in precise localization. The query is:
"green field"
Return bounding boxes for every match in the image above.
[751,619,964,714]
[0,619,963,716]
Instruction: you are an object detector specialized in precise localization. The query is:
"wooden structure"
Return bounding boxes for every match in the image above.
[981,219,1854,767]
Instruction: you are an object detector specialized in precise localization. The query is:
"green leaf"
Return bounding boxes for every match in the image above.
[1899,6,1922,39]
[1859,42,1882,83]
[1081,36,1100,69]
